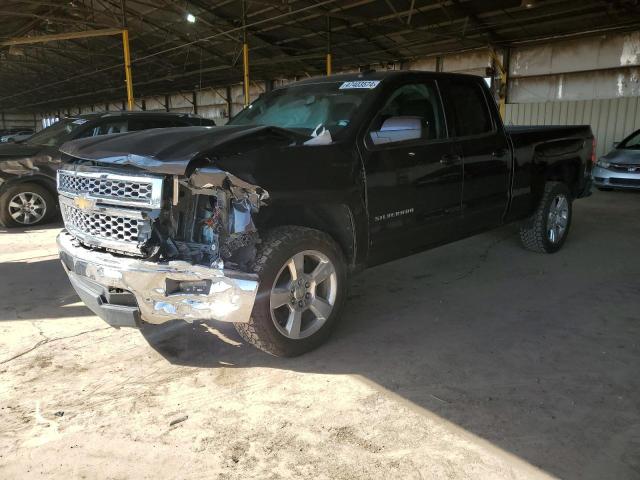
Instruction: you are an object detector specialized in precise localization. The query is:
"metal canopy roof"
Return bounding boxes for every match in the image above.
[1,0,639,112]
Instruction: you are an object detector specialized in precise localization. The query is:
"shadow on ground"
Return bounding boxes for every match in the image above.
[0,258,91,320]
[4,193,639,478]
[0,220,63,235]
[141,194,640,480]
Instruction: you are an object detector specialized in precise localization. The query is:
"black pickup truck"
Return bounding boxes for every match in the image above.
[55,71,593,356]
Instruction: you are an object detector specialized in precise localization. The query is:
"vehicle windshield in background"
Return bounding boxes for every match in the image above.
[618,130,640,149]
[25,118,87,147]
[229,81,374,137]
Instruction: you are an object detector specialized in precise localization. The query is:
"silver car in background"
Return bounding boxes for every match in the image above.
[0,130,34,143]
[593,129,640,190]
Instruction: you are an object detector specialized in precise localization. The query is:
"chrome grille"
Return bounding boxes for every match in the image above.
[57,169,163,209]
[61,203,142,243]
[59,172,153,202]
[610,163,640,173]
[57,168,162,256]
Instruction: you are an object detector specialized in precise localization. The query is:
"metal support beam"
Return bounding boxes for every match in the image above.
[489,47,508,119]
[0,28,124,47]
[1,28,135,112]
[242,0,250,107]
[121,29,134,111]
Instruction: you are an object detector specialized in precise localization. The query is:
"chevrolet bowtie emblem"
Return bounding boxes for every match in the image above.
[73,195,95,211]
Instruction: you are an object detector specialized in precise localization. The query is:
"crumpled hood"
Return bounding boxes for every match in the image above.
[59,125,304,175]
[602,148,640,165]
[0,142,47,161]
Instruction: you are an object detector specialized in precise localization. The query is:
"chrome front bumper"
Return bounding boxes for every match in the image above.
[57,231,259,328]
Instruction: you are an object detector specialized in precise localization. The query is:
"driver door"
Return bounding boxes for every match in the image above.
[363,78,463,266]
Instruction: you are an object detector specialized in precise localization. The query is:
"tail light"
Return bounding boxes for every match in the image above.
[591,138,597,164]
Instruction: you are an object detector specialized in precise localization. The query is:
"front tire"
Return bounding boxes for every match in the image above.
[234,226,347,357]
[0,182,56,228]
[519,181,572,253]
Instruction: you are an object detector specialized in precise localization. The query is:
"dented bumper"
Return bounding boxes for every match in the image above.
[57,231,258,328]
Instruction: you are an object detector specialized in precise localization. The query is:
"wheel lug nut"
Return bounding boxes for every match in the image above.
[305,282,310,288]
[298,301,304,307]
[305,292,310,299]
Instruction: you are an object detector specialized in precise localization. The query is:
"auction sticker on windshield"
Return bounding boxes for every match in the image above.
[339,80,380,89]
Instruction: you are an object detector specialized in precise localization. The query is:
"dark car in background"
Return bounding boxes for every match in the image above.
[593,128,640,191]
[0,112,215,227]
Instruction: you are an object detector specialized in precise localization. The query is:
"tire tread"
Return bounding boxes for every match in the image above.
[234,226,345,356]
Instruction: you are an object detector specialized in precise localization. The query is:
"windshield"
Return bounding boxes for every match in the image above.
[25,118,87,147]
[229,81,374,137]
[619,130,640,149]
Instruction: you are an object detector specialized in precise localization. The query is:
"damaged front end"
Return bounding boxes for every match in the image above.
[155,166,268,272]
[56,162,267,328]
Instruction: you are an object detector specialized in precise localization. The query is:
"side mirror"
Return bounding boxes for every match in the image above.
[370,116,422,146]
[613,141,620,148]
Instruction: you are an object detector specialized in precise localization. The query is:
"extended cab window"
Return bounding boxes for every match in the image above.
[448,81,493,137]
[368,81,446,146]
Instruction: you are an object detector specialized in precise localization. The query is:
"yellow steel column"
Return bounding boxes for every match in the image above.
[489,48,507,119]
[243,42,250,107]
[121,29,134,111]
[242,0,250,107]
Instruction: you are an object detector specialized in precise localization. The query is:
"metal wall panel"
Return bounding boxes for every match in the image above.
[505,97,640,157]
[0,112,36,130]
[508,67,640,103]
[510,32,640,77]
[442,49,491,77]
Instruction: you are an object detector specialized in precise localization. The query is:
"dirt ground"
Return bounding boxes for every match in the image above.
[1,190,639,480]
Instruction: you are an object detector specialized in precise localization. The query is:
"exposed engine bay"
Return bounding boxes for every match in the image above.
[153,166,268,271]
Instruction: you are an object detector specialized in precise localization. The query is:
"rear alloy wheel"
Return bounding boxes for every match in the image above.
[546,194,569,244]
[234,226,346,357]
[519,181,573,253]
[0,183,56,228]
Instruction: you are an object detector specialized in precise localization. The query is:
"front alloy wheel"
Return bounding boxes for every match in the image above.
[234,226,346,357]
[270,250,338,340]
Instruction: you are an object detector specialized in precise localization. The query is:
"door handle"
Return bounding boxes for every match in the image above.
[491,148,508,158]
[440,154,461,165]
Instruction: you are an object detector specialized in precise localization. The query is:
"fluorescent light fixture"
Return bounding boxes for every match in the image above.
[186,13,196,23]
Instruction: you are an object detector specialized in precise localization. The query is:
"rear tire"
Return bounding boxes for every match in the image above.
[234,226,347,357]
[519,181,572,254]
[0,182,56,228]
